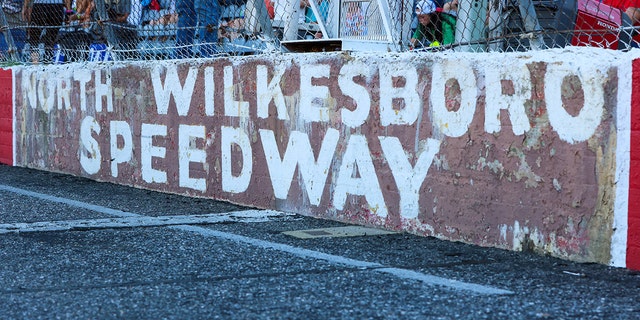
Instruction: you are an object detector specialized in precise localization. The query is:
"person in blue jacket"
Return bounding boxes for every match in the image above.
[176,0,220,58]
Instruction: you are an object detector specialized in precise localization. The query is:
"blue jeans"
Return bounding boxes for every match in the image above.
[176,0,220,58]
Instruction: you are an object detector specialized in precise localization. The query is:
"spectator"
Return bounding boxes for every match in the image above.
[219,15,244,42]
[55,0,94,62]
[68,0,94,28]
[603,0,640,26]
[104,0,130,25]
[3,0,26,26]
[442,0,457,14]
[602,0,640,44]
[300,0,327,39]
[148,12,177,25]
[440,0,456,45]
[175,0,220,58]
[95,0,139,58]
[265,0,274,19]
[141,0,176,26]
[410,0,441,48]
[302,0,327,24]
[2,0,28,58]
[22,0,71,62]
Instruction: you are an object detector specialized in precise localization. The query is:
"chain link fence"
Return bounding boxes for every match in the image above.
[0,0,637,64]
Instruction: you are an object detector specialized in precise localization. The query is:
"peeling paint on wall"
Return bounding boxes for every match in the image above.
[10,48,637,266]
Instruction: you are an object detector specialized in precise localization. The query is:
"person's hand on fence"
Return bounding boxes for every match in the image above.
[117,14,129,22]
[443,0,457,14]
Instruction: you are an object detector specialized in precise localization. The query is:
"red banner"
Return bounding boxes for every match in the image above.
[0,68,12,165]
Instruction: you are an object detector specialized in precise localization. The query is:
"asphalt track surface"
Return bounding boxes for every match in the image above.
[1,164,639,319]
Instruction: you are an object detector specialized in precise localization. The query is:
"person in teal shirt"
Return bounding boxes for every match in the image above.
[304,0,328,23]
[440,0,457,45]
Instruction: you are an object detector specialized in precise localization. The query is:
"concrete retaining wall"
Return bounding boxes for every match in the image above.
[1,47,639,268]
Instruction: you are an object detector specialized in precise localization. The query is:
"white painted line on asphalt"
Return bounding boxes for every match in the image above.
[175,224,514,295]
[0,184,290,224]
[177,225,382,268]
[0,184,514,295]
[0,184,138,218]
[0,212,296,234]
[376,268,512,295]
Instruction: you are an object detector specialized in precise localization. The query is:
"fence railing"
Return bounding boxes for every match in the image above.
[1,0,637,64]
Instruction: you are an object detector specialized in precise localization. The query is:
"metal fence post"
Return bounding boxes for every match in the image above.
[283,0,302,40]
[455,0,488,52]
[401,0,413,50]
